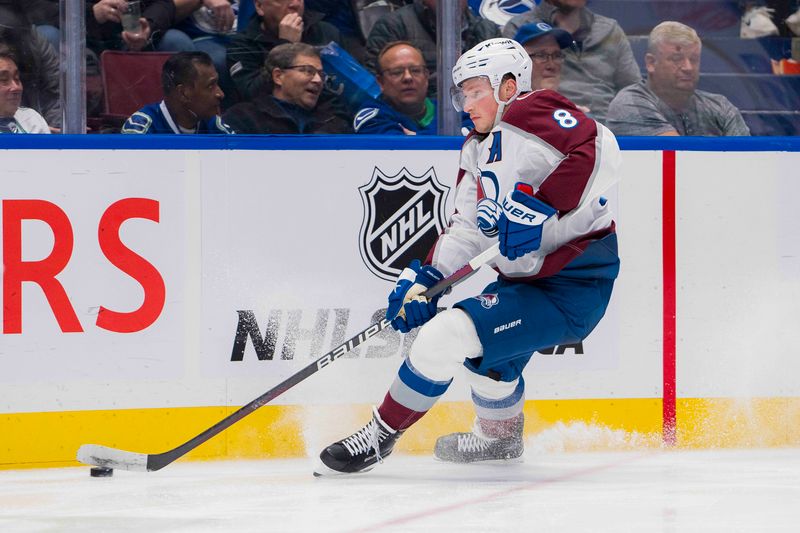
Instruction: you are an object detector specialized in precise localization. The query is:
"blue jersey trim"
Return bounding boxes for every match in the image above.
[0,134,799,151]
[398,359,452,397]
[617,136,800,152]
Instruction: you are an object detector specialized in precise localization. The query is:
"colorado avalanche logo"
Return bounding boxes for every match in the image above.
[477,169,501,237]
[475,293,500,309]
[359,167,450,281]
[471,0,536,26]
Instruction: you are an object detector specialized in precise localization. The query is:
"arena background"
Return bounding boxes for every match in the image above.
[1,135,799,469]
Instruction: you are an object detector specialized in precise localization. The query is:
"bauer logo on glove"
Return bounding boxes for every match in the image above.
[497,182,557,260]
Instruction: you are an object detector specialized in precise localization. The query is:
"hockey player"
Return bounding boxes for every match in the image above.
[316,37,620,475]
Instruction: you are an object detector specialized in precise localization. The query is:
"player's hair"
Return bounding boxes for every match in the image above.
[648,21,700,54]
[376,41,425,74]
[161,51,214,94]
[265,42,320,74]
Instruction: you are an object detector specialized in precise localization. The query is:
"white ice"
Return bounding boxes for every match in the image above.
[1,447,799,532]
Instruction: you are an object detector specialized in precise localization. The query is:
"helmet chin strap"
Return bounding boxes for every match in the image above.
[490,84,520,129]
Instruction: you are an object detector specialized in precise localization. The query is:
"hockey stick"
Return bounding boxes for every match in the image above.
[76,243,500,472]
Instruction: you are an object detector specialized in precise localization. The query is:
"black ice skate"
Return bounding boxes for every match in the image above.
[434,416,524,463]
[315,407,403,476]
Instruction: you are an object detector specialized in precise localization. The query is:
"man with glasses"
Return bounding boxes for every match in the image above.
[223,42,351,133]
[365,0,499,97]
[353,41,471,135]
[607,22,750,136]
[226,0,340,102]
[513,22,572,92]
[502,0,640,123]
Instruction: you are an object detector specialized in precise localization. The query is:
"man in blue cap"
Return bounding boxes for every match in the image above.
[513,21,573,92]
[502,0,641,123]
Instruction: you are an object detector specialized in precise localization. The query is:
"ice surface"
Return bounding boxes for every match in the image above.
[2,448,799,532]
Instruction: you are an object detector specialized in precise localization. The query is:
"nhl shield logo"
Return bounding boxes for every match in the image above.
[359,167,449,281]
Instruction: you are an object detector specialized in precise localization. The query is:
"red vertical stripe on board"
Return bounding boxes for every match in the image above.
[662,150,677,446]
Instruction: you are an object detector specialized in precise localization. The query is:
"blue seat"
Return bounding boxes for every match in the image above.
[697,74,800,111]
[588,0,740,37]
[628,36,792,74]
[741,111,800,136]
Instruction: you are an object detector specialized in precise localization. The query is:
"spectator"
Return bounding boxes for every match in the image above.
[740,1,800,38]
[0,3,60,130]
[513,22,573,92]
[165,0,240,108]
[606,22,750,137]
[22,1,59,52]
[306,0,366,62]
[502,0,640,123]
[741,1,780,37]
[468,0,535,28]
[86,0,177,53]
[226,0,340,102]
[790,3,800,34]
[122,51,233,133]
[223,42,351,133]
[365,0,500,97]
[354,41,471,135]
[0,52,49,133]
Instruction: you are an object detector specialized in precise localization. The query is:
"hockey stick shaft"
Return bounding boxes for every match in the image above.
[77,243,500,472]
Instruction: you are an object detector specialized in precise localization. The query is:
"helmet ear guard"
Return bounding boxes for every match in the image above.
[451,38,532,117]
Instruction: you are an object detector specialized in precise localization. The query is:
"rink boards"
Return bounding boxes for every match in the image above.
[1,135,799,468]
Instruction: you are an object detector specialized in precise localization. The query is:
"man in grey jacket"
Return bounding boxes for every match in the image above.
[502,0,640,123]
[606,21,750,136]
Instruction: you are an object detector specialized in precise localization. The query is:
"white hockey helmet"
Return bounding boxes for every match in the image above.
[451,37,532,113]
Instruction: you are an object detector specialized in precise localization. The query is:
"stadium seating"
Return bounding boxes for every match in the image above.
[588,0,740,37]
[740,111,800,136]
[697,73,800,111]
[100,51,174,130]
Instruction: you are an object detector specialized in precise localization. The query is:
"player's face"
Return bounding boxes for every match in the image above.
[459,76,498,133]
[257,0,304,29]
[646,40,701,94]
[0,57,22,119]
[377,45,428,112]
[185,63,224,120]
[273,53,324,110]
[524,35,563,91]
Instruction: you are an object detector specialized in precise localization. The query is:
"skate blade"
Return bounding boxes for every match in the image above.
[312,460,375,477]
[433,455,524,465]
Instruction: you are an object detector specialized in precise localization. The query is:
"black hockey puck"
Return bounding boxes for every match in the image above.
[89,467,114,478]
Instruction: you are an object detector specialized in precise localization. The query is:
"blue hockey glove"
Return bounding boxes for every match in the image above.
[386,260,445,333]
[497,182,557,260]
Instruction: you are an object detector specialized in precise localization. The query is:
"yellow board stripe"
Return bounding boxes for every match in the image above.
[3,397,799,470]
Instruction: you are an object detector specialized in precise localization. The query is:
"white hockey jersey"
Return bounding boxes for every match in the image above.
[428,89,621,281]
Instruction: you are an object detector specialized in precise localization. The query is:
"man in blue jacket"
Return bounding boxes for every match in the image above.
[354,41,471,135]
[122,51,233,134]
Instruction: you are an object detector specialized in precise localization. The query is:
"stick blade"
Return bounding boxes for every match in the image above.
[77,444,149,472]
